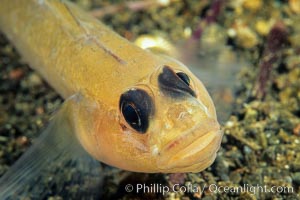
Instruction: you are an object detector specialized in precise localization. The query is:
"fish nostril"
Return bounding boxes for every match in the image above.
[162,104,197,131]
[158,66,196,98]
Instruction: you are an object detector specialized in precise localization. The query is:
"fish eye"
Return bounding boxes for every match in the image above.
[121,103,141,131]
[119,89,154,133]
[158,66,196,98]
[176,72,190,86]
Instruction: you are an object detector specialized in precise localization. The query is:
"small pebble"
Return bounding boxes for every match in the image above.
[243,0,262,12]
[28,73,43,87]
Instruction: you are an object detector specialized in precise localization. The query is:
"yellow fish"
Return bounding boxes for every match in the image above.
[0,0,223,197]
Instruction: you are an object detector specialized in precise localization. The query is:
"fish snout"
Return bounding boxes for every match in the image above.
[152,117,222,172]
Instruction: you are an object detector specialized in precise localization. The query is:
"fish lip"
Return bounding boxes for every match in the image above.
[156,119,222,171]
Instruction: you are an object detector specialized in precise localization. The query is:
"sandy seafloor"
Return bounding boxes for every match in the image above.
[0,0,300,199]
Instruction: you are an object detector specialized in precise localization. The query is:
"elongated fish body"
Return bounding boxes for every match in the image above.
[0,0,223,173]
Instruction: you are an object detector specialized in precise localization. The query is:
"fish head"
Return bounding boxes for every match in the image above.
[75,60,223,173]
[116,58,223,172]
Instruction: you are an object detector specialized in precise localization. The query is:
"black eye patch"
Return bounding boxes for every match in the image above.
[158,66,196,98]
[119,89,154,133]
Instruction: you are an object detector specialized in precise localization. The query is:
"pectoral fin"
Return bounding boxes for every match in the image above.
[0,96,103,199]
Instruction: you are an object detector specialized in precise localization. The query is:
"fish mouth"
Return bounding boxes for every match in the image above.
[156,118,223,172]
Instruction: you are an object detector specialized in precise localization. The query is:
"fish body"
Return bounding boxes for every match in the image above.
[0,0,222,173]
